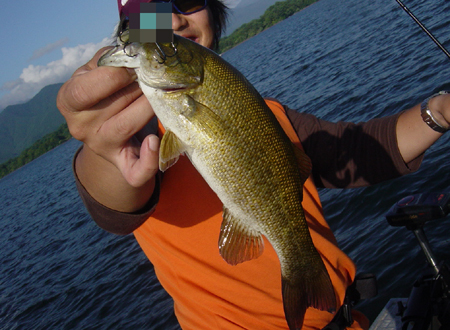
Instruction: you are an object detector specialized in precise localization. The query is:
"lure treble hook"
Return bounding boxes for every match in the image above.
[154,42,178,64]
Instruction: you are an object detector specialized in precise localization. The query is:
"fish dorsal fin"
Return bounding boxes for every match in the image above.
[218,207,264,266]
[292,143,312,184]
[159,130,186,172]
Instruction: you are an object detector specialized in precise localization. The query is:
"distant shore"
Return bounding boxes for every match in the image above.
[218,0,318,54]
[0,124,71,179]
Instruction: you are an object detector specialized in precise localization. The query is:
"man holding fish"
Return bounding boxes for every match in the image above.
[57,0,450,329]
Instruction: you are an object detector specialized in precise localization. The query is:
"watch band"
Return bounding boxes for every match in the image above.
[420,91,449,134]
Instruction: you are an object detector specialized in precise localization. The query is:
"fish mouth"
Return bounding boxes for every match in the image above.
[157,78,201,93]
[139,78,193,92]
[162,87,187,93]
[98,45,141,68]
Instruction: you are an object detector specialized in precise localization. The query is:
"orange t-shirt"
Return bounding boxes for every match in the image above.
[133,99,369,329]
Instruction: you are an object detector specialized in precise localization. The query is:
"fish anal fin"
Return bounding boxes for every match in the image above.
[218,207,264,266]
[292,144,312,184]
[282,267,336,330]
[159,130,186,172]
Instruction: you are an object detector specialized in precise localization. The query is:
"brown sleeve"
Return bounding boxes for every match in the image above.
[285,108,423,188]
[73,147,160,235]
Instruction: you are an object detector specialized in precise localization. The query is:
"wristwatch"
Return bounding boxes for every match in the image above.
[420,91,449,134]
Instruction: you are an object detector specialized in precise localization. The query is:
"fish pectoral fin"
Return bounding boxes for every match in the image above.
[218,207,264,266]
[159,130,186,172]
[292,144,312,184]
[184,96,224,135]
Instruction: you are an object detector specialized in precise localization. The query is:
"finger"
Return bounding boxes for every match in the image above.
[120,134,160,187]
[57,50,137,115]
[99,93,155,145]
[59,81,144,143]
[58,67,138,114]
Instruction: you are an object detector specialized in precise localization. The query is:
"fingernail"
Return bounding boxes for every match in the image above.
[99,47,112,58]
[96,47,114,65]
[148,135,160,152]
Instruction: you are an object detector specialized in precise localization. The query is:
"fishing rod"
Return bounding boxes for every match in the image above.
[395,0,450,60]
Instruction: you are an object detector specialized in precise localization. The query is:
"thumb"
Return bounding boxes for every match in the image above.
[121,134,160,187]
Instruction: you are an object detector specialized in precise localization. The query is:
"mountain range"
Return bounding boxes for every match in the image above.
[0,83,65,164]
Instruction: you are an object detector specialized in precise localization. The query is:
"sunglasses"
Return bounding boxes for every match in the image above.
[153,0,208,15]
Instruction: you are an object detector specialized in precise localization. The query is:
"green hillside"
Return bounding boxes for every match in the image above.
[0,83,65,164]
[0,123,72,179]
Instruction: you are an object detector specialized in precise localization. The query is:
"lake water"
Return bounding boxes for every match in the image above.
[1,0,449,328]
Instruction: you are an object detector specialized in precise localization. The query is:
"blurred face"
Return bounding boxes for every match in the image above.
[119,1,216,49]
[172,8,214,49]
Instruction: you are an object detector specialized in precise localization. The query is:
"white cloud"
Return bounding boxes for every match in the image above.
[29,37,70,61]
[0,37,112,111]
[223,0,242,9]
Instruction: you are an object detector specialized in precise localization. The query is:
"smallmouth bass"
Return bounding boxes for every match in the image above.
[98,34,336,329]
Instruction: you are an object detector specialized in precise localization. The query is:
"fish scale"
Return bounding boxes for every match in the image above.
[98,33,336,330]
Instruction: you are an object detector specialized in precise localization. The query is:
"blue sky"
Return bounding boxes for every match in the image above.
[0,0,244,111]
[0,0,118,110]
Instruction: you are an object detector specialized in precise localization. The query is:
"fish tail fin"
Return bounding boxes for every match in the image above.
[282,268,336,330]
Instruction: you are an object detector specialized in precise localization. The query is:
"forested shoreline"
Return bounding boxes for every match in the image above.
[218,0,318,53]
[0,124,71,179]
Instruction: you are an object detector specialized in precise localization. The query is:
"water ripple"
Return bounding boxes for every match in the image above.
[1,0,449,327]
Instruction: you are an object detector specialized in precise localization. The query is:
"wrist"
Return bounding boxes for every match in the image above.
[75,145,156,213]
[421,91,450,133]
